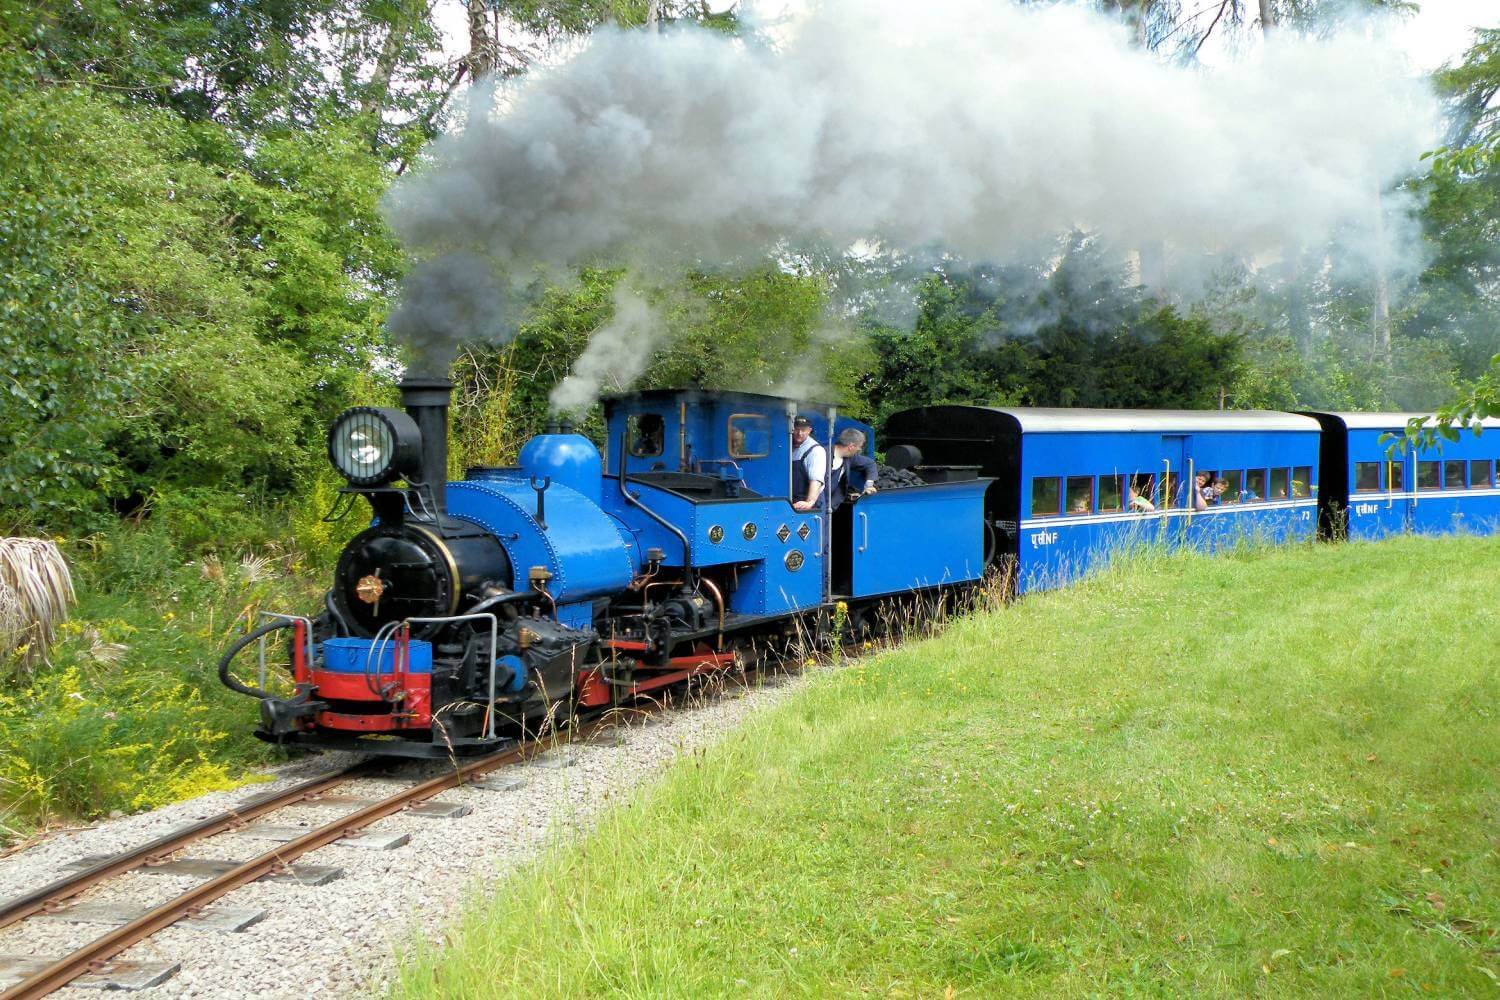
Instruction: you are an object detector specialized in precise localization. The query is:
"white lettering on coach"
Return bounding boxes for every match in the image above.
[1030,530,1059,548]
[1354,503,1379,515]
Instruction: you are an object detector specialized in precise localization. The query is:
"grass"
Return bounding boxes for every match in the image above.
[393,535,1500,998]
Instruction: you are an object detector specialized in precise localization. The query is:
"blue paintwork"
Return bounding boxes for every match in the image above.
[495,653,527,692]
[1015,424,1321,593]
[447,477,634,608]
[519,433,604,504]
[1342,422,1500,539]
[596,478,824,615]
[846,480,989,598]
[602,389,854,502]
[321,637,433,674]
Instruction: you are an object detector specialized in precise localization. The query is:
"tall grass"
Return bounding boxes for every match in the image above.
[393,535,1500,998]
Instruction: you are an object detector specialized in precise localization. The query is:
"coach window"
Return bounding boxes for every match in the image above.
[1128,473,1157,511]
[1291,466,1312,499]
[1469,460,1493,489]
[1031,477,1062,517]
[1417,461,1440,491]
[1388,462,1405,492]
[727,414,770,459]
[628,413,665,458]
[1354,462,1381,493]
[1223,469,1244,504]
[1244,469,1267,502]
[1269,468,1290,500]
[1065,476,1093,515]
[1444,460,1466,490]
[1098,474,1124,512]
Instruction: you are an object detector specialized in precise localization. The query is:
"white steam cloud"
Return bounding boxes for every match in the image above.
[547,287,666,414]
[384,0,1439,402]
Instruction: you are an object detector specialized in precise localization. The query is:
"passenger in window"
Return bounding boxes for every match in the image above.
[1207,477,1229,505]
[828,429,878,512]
[1239,482,1260,502]
[1176,471,1210,511]
[790,415,827,512]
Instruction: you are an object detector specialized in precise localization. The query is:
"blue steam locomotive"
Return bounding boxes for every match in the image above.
[219,376,1500,757]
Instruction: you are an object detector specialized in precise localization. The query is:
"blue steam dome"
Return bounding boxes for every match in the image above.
[519,430,603,504]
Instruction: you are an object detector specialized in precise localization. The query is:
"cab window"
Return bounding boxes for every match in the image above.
[628,413,665,458]
[727,414,770,458]
[1031,478,1061,517]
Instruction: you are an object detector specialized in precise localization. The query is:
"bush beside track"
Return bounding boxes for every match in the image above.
[0,505,348,844]
[394,535,1500,997]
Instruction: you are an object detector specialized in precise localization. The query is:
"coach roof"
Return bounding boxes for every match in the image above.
[960,407,1323,434]
[1303,411,1500,431]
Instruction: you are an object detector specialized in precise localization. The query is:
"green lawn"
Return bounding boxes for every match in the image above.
[393,536,1500,998]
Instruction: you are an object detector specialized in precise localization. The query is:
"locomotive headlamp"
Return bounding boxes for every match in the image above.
[327,407,423,487]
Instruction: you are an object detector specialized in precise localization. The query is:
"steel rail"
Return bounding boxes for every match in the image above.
[0,760,376,933]
[0,720,614,1000]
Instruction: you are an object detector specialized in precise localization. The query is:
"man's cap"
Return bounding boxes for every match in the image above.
[792,415,813,429]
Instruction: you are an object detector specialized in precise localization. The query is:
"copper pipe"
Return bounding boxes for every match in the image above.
[699,577,726,648]
[642,579,683,607]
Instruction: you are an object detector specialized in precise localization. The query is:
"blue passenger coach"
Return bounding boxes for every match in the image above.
[883,407,1322,593]
[1304,412,1500,540]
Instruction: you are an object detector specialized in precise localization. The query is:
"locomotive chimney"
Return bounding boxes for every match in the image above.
[399,374,453,515]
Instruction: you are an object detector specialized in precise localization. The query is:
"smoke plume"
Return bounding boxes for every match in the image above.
[547,287,666,414]
[384,0,1439,399]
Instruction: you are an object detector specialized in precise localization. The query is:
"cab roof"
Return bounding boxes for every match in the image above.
[602,387,839,413]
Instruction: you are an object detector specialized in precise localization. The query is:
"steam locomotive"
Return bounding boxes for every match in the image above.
[219,375,1500,757]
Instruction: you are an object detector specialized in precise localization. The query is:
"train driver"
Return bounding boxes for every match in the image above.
[791,415,827,512]
[830,428,879,511]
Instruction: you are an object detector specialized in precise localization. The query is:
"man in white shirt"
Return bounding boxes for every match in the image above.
[790,415,827,512]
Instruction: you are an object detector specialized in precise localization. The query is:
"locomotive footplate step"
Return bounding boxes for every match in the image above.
[468,775,526,792]
[0,955,180,991]
[303,795,473,818]
[36,900,268,933]
[62,855,344,884]
[233,824,411,850]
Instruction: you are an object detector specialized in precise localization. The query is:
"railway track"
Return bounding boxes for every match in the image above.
[0,711,633,999]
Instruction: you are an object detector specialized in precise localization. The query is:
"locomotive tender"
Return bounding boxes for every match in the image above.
[220,378,1500,757]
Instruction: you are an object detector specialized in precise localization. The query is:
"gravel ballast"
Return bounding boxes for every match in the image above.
[0,671,812,997]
